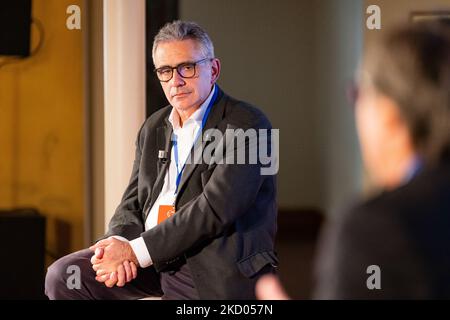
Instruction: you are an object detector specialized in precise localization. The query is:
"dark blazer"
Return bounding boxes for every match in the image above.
[105,87,278,299]
[314,159,450,299]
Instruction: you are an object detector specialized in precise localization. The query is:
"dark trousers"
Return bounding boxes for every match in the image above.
[45,249,163,300]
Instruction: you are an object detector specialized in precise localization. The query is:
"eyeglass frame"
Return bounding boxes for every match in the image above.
[154,57,213,82]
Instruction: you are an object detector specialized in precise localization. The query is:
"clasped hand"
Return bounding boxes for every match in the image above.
[89,237,139,287]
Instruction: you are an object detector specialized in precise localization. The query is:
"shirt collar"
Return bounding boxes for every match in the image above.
[168,85,216,130]
[402,155,423,185]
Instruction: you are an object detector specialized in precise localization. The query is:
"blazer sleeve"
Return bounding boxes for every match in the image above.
[141,115,274,264]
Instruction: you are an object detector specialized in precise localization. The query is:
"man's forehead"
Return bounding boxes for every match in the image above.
[154,39,203,67]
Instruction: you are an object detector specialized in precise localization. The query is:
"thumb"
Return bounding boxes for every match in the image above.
[256,274,290,300]
[89,239,110,251]
[95,247,104,259]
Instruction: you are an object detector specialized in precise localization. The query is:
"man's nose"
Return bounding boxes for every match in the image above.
[169,69,185,87]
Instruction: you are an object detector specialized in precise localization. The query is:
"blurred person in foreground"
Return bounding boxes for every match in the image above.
[257,20,450,299]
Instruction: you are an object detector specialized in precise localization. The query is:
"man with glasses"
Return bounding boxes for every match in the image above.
[45,20,277,300]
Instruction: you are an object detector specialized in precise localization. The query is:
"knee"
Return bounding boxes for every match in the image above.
[45,251,88,300]
[45,258,67,299]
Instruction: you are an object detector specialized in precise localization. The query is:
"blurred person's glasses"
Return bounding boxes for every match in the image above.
[154,58,212,82]
[346,79,360,109]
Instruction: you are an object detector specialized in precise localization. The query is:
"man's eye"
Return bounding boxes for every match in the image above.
[180,64,194,71]
[158,68,171,75]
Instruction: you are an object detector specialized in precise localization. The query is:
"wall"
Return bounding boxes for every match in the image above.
[0,0,85,262]
[85,0,104,242]
[179,0,363,215]
[313,0,364,215]
[365,0,450,44]
[102,0,147,234]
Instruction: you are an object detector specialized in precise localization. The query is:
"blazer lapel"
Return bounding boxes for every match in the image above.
[146,121,173,219]
[156,124,172,174]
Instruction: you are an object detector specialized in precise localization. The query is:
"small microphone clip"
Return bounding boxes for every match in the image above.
[158,150,168,163]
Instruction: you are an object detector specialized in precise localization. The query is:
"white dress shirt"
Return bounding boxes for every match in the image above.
[120,86,216,268]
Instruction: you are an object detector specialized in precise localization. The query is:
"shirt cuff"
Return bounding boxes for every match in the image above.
[129,237,153,268]
[111,235,129,242]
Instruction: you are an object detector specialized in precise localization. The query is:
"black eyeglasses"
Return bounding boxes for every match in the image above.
[154,58,212,82]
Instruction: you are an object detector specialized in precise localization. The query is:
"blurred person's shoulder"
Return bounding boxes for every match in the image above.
[319,160,450,298]
[343,159,450,231]
[368,160,450,228]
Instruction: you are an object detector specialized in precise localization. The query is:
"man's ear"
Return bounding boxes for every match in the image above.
[211,58,221,84]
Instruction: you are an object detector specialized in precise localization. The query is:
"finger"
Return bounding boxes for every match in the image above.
[255,274,290,300]
[105,271,117,288]
[92,263,101,272]
[123,260,133,283]
[89,239,111,251]
[90,253,102,265]
[130,261,138,279]
[96,269,109,277]
[95,273,110,283]
[116,264,125,287]
[95,247,104,259]
[103,272,116,287]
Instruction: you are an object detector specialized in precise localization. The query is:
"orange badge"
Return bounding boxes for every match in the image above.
[157,205,176,224]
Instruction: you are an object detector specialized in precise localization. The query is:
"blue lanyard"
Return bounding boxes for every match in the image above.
[173,85,218,196]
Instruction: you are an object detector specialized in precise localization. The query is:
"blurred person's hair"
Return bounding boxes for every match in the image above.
[152,20,215,64]
[361,19,450,166]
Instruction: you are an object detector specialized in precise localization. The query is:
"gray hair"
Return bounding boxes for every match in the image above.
[152,20,215,64]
